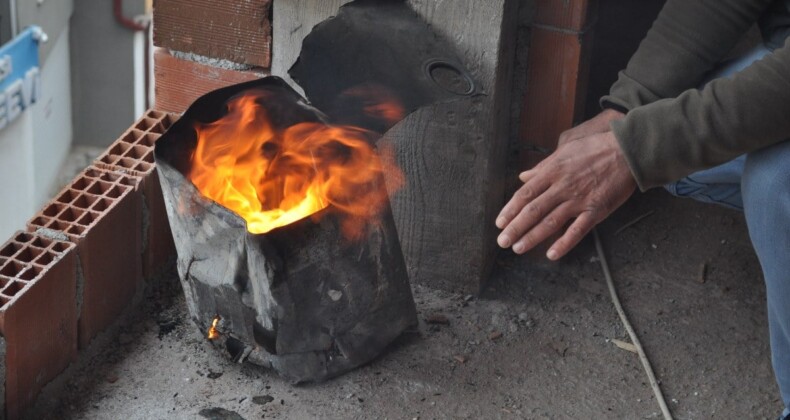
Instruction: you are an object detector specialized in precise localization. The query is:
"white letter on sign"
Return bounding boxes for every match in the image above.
[0,93,6,130]
[22,67,40,107]
[6,79,23,123]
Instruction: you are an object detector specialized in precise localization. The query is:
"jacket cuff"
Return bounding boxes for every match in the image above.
[610,117,657,192]
[600,71,663,112]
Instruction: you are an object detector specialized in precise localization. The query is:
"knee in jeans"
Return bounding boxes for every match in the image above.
[743,142,790,206]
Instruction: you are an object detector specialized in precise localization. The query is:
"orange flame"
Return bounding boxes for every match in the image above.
[189,89,403,239]
[208,316,220,340]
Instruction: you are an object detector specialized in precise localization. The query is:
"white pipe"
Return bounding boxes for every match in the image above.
[9,0,18,37]
[148,22,154,108]
[133,29,145,118]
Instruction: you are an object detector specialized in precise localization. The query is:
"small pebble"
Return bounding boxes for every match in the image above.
[425,313,450,325]
[252,395,275,405]
[508,322,519,333]
[328,290,343,301]
[198,407,244,420]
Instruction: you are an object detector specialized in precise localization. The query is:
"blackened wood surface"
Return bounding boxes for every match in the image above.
[273,0,518,294]
[272,0,354,95]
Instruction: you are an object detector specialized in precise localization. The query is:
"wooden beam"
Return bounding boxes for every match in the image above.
[273,0,518,294]
[272,0,353,93]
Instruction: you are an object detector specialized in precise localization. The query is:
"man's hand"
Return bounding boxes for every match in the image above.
[558,109,625,147]
[496,130,636,260]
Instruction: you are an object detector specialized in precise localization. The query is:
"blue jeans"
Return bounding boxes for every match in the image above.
[665,44,790,417]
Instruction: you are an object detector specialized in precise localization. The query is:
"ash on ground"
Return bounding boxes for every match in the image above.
[29,190,779,419]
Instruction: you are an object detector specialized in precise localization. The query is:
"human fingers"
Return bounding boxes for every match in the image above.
[557,109,625,147]
[497,188,563,249]
[511,202,574,254]
[496,174,548,229]
[546,212,597,260]
[518,168,536,183]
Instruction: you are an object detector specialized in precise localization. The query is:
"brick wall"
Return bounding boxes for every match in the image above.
[518,0,597,167]
[152,0,273,113]
[0,110,181,418]
[0,1,276,416]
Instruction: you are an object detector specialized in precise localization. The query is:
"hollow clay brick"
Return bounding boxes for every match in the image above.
[0,335,5,418]
[95,110,181,278]
[0,231,78,419]
[154,48,267,113]
[26,166,143,350]
[533,0,597,31]
[518,27,594,158]
[153,0,272,68]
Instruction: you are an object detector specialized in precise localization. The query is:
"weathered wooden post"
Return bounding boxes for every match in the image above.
[274,0,519,294]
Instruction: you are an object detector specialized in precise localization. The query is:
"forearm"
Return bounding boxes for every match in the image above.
[612,38,790,190]
[602,0,774,111]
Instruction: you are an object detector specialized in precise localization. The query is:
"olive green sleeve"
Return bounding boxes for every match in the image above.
[612,38,790,190]
[601,0,774,111]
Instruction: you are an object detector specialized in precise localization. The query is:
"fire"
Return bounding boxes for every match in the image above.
[189,88,403,239]
[207,316,221,340]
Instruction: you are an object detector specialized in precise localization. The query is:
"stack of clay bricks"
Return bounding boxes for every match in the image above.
[0,0,276,415]
[519,0,598,168]
[152,0,273,113]
[0,110,179,418]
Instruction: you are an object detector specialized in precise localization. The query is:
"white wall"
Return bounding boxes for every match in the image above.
[0,28,74,240]
[16,0,74,63]
[70,0,143,147]
[32,27,73,206]
[0,110,36,241]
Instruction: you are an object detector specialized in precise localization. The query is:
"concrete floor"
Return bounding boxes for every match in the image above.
[26,187,782,419]
[36,3,782,417]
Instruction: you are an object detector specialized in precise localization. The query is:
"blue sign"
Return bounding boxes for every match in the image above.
[0,26,43,130]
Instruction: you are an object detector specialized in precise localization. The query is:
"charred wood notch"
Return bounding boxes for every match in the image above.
[155,0,479,382]
[288,0,480,125]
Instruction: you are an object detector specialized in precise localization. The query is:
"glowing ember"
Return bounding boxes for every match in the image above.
[339,84,407,127]
[189,89,403,239]
[207,316,221,340]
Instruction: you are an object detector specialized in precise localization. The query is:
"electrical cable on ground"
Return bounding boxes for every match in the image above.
[593,228,674,420]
